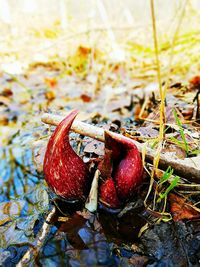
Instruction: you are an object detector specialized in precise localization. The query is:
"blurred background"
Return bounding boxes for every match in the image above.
[0,0,200,74]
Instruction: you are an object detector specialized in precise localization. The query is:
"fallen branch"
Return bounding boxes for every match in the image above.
[41,112,200,182]
[16,207,56,267]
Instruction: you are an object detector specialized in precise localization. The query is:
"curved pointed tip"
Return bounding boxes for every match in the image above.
[61,109,79,125]
[51,110,79,144]
[68,109,79,117]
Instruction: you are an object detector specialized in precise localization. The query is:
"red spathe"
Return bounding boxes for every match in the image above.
[43,110,90,200]
[99,131,143,208]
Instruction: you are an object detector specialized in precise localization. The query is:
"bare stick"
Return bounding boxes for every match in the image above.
[41,113,200,181]
[42,112,105,142]
[17,207,56,267]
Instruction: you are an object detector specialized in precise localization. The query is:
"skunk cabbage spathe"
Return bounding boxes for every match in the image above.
[43,110,90,201]
[43,110,143,208]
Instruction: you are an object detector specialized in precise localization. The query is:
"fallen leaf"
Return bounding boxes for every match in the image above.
[169,194,200,222]
[45,90,56,100]
[84,139,104,156]
[147,106,184,124]
[0,96,10,106]
[0,114,9,126]
[129,254,149,266]
[78,46,91,57]
[33,140,47,172]
[2,88,13,97]
[80,94,92,102]
[44,77,58,88]
[0,200,25,226]
[162,143,186,159]
[136,126,159,138]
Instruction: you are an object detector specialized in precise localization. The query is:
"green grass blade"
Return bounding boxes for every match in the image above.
[159,166,174,185]
[157,175,180,202]
[169,136,186,150]
[173,109,189,153]
[189,149,200,155]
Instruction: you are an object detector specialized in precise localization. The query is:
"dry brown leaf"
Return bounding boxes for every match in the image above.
[169,193,200,222]
[80,94,92,102]
[0,96,11,106]
[45,90,56,100]
[44,77,58,88]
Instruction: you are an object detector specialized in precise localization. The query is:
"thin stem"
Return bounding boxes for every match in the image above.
[150,0,165,142]
[17,207,56,267]
[163,0,188,100]
[150,0,162,98]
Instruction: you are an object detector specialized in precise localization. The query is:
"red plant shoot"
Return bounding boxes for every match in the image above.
[99,131,143,208]
[43,110,143,209]
[43,110,90,201]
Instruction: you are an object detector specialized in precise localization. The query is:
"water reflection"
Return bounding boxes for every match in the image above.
[0,146,41,202]
[39,215,118,267]
[0,144,46,266]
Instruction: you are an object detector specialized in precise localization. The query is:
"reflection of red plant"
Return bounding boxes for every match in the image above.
[99,131,143,208]
[43,110,143,208]
[43,110,90,201]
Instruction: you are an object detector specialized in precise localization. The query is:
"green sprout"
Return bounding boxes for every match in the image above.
[173,109,189,154]
[157,166,180,203]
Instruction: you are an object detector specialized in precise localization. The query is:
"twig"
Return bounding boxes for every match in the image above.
[41,112,200,182]
[16,207,56,267]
